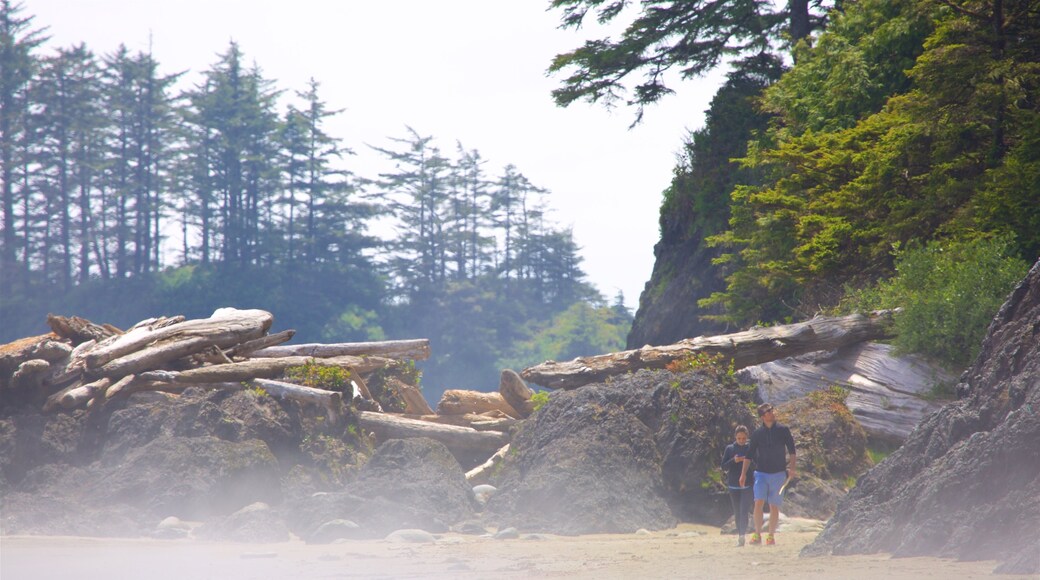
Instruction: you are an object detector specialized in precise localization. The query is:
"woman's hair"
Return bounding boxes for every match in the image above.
[735,425,749,435]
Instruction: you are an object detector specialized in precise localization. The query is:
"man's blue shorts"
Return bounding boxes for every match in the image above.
[753,470,787,506]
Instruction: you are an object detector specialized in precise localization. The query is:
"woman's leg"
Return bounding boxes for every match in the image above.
[729,489,744,535]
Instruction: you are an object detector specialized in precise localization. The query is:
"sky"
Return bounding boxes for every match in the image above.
[25,0,727,311]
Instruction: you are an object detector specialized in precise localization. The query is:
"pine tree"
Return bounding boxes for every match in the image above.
[0,0,46,292]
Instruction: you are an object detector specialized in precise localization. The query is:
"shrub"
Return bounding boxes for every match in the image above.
[843,236,1028,368]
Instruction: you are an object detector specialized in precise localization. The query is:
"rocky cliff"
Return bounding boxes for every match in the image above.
[803,259,1040,575]
[627,235,728,348]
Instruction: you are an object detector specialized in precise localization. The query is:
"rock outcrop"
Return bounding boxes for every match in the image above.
[484,368,757,534]
[739,342,954,441]
[284,438,476,541]
[627,237,729,349]
[803,259,1040,575]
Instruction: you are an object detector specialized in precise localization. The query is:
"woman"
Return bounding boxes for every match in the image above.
[721,425,755,546]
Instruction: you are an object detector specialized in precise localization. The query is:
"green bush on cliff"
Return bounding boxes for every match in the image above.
[842,236,1028,368]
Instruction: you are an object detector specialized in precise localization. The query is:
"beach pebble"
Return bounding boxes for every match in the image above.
[635,529,652,536]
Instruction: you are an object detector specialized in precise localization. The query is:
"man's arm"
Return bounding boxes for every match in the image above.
[739,432,757,487]
[785,427,797,478]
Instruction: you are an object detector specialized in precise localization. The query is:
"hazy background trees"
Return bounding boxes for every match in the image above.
[0,1,632,399]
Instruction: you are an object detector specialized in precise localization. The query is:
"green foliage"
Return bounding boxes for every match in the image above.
[285,360,352,393]
[843,236,1029,367]
[529,391,550,412]
[246,385,269,398]
[700,0,1040,327]
[496,299,632,374]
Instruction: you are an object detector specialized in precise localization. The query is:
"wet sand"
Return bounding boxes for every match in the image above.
[0,524,1026,579]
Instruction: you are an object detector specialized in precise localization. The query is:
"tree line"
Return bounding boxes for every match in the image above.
[0,1,632,395]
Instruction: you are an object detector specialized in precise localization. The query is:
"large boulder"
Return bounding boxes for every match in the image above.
[739,342,953,441]
[285,437,476,541]
[770,388,870,520]
[484,367,757,534]
[803,259,1040,575]
[0,387,362,536]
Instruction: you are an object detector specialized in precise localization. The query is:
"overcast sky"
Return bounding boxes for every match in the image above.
[26,0,726,310]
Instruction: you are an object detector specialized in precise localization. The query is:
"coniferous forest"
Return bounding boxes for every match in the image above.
[0,2,632,400]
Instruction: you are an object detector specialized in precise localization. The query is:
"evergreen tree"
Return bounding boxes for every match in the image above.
[184,42,281,266]
[0,0,46,292]
[549,0,834,121]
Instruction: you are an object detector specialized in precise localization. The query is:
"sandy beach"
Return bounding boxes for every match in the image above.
[1,524,1028,580]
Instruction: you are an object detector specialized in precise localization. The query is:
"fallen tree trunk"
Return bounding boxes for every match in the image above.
[136,355,392,384]
[466,444,510,485]
[43,377,111,412]
[253,378,342,423]
[521,310,899,390]
[223,330,296,359]
[90,335,219,379]
[84,308,273,370]
[499,369,535,418]
[388,378,434,415]
[46,314,120,344]
[249,338,430,361]
[357,410,508,455]
[400,412,518,432]
[437,389,521,418]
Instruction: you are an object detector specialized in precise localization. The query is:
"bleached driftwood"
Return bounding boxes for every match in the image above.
[136,355,392,384]
[401,412,518,433]
[465,444,510,485]
[499,369,535,418]
[46,314,120,344]
[84,308,274,370]
[250,338,430,361]
[91,335,222,379]
[253,378,342,423]
[357,411,509,455]
[437,389,521,419]
[521,310,898,390]
[388,378,434,415]
[44,377,112,412]
[223,330,296,359]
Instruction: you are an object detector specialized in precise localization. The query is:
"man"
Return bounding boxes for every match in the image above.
[739,403,796,546]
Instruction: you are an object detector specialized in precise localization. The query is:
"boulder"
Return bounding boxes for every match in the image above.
[484,368,758,534]
[285,438,476,541]
[803,259,1040,575]
[739,342,954,441]
[195,502,290,543]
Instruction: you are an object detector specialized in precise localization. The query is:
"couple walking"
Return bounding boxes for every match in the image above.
[720,403,797,546]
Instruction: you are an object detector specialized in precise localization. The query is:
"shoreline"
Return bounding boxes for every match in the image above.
[1,524,1023,579]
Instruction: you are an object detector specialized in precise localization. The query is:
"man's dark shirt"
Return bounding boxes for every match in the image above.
[747,423,795,474]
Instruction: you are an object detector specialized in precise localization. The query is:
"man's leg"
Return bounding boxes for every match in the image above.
[768,503,780,534]
[753,499,765,535]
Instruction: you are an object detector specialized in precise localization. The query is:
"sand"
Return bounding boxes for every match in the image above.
[0,524,1027,579]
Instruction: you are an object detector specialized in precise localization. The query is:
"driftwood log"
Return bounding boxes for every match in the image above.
[400,412,518,432]
[250,339,430,361]
[136,355,393,384]
[499,369,535,418]
[437,389,521,419]
[253,378,343,423]
[357,410,508,455]
[387,378,434,415]
[223,329,296,359]
[84,309,274,370]
[521,310,898,390]
[46,314,120,344]
[465,444,510,485]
